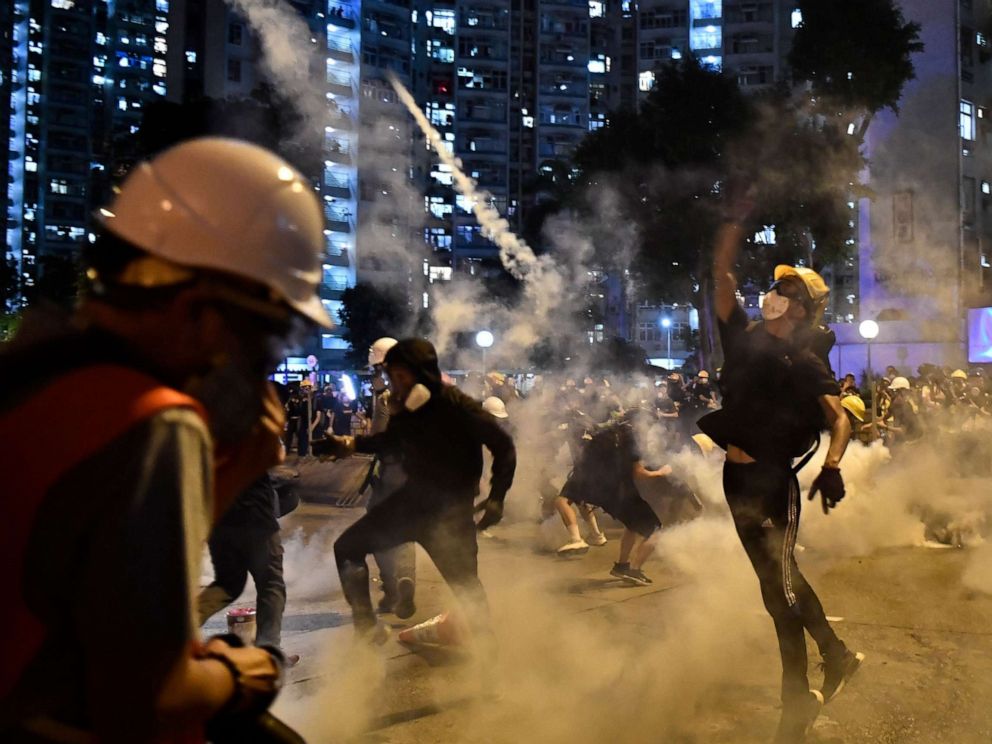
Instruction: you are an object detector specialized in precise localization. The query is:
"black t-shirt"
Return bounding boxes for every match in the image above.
[330,397,353,435]
[215,473,280,533]
[698,305,839,463]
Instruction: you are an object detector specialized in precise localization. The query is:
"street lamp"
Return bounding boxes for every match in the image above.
[476,330,494,373]
[859,320,880,434]
[661,317,672,368]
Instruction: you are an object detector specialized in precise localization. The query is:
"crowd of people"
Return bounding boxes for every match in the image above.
[4,137,988,744]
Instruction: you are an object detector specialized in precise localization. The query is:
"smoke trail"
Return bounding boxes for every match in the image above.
[387,73,539,281]
[224,0,326,130]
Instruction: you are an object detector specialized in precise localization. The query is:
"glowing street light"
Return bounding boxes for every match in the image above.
[859,320,880,433]
[660,317,672,367]
[476,330,494,372]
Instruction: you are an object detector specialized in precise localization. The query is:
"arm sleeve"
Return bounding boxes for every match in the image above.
[716,303,748,354]
[462,400,516,503]
[52,409,213,740]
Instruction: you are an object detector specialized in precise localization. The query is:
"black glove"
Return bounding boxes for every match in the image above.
[204,635,285,730]
[475,498,504,531]
[808,467,845,514]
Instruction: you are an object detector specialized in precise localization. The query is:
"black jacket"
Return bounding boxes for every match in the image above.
[354,385,516,505]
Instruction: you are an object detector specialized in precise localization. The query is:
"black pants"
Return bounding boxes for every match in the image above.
[334,491,488,634]
[723,461,846,703]
[198,527,287,647]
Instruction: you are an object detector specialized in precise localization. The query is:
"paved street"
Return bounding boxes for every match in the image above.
[206,458,992,743]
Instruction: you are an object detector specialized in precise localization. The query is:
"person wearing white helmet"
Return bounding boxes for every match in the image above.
[879,377,922,448]
[0,138,328,741]
[699,211,863,742]
[360,336,416,618]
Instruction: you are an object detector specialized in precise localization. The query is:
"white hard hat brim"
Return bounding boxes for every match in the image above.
[98,138,332,329]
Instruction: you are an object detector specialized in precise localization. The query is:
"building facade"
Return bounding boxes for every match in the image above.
[839,0,990,375]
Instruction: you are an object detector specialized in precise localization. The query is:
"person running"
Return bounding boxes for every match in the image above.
[699,216,864,743]
[315,339,515,650]
[363,336,417,619]
[0,138,325,742]
[198,472,297,664]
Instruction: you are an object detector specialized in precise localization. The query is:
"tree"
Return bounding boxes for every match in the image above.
[564,57,876,367]
[338,282,407,368]
[789,0,923,137]
[29,253,83,310]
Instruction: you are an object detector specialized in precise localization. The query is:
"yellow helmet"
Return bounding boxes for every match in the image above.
[951,369,968,380]
[774,265,829,322]
[840,395,866,422]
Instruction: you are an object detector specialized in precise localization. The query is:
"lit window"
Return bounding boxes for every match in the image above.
[156,0,169,11]
[791,9,802,28]
[589,0,604,17]
[51,0,75,9]
[154,37,167,54]
[983,181,991,195]
[961,99,976,141]
[153,59,167,77]
[587,60,605,73]
[185,50,197,64]
[423,292,429,309]
[638,70,655,91]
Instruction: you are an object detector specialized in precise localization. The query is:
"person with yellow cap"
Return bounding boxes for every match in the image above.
[698,215,863,742]
[0,138,327,741]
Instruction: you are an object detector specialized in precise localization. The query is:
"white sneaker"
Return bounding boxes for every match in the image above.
[587,532,608,547]
[557,539,590,555]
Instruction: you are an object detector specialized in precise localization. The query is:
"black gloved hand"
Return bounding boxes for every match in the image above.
[475,498,504,531]
[808,467,845,514]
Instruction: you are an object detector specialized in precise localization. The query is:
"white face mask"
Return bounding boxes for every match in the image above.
[404,383,432,412]
[760,289,791,321]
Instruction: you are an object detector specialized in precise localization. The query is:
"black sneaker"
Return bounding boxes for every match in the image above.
[394,577,416,620]
[820,649,865,703]
[610,562,631,580]
[773,690,823,743]
[610,563,652,586]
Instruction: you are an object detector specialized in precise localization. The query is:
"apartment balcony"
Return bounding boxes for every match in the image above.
[324,147,353,165]
[326,6,357,29]
[323,172,352,198]
[539,51,585,67]
[325,206,354,232]
[319,281,348,299]
[323,247,350,267]
[538,85,587,99]
[328,80,354,97]
[328,45,355,63]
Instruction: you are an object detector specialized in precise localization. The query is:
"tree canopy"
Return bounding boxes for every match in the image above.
[790,0,924,127]
[338,282,407,368]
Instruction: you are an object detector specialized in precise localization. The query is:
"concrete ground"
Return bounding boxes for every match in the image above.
[206,458,992,743]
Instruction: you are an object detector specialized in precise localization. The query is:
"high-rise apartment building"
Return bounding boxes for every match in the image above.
[3,0,170,301]
[834,0,992,372]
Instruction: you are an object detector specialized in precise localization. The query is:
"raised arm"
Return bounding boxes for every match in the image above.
[713,221,746,323]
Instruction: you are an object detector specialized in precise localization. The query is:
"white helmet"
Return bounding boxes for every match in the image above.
[889,376,911,391]
[369,337,398,368]
[97,137,331,328]
[482,396,509,419]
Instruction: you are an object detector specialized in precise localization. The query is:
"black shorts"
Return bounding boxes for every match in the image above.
[615,494,661,538]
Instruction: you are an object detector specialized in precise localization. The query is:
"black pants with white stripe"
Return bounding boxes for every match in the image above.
[724,461,847,704]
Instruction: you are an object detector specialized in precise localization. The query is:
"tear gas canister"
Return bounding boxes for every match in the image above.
[226,607,257,645]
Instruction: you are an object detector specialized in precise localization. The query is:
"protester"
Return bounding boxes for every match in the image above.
[362,336,417,619]
[0,138,326,742]
[315,339,516,651]
[699,215,863,743]
[198,472,298,664]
